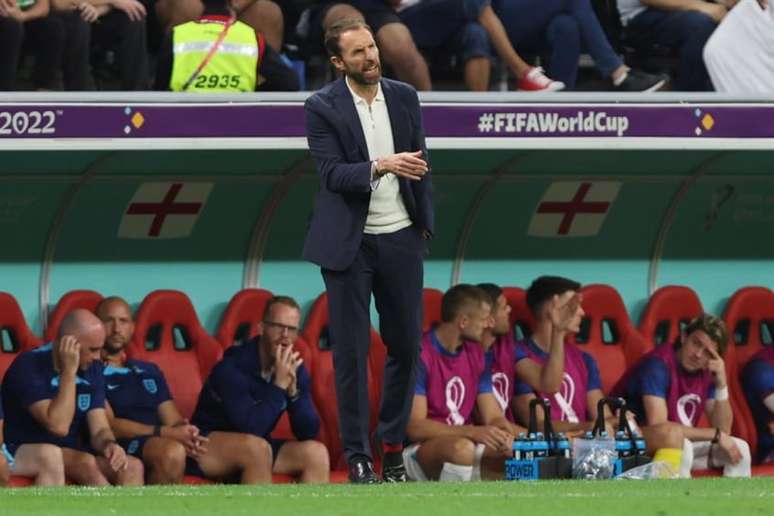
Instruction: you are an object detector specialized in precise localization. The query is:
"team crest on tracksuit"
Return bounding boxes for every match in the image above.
[77,394,91,411]
[143,379,158,394]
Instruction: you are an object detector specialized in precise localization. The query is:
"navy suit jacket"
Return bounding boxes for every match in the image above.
[302,77,434,271]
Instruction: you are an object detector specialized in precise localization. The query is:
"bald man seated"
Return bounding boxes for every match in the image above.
[97,296,295,484]
[1,309,144,486]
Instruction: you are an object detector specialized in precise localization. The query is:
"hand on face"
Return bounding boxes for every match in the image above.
[58,336,81,376]
[704,344,727,387]
[273,344,303,392]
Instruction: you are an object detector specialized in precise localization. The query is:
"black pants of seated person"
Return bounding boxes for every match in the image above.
[90,9,149,90]
[24,12,93,90]
[0,17,23,90]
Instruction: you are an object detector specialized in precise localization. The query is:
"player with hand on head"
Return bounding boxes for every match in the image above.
[613,314,751,477]
[2,309,143,486]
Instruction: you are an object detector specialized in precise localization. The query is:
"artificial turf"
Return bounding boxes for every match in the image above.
[3,479,773,516]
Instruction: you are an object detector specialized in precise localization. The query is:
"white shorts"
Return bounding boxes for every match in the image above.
[402,443,428,481]
[684,437,751,478]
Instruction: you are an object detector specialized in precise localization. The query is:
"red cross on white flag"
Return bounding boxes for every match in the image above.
[528,181,621,237]
[118,182,213,239]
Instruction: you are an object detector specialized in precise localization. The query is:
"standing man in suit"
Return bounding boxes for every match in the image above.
[303,17,434,484]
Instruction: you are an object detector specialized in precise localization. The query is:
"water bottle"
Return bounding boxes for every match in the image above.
[513,432,527,460]
[534,432,549,459]
[554,432,571,459]
[634,436,647,456]
[524,433,536,461]
[615,430,634,458]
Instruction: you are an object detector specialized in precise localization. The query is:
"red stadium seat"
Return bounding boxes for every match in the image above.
[8,475,34,487]
[45,290,104,342]
[422,288,443,332]
[723,287,774,369]
[302,292,384,471]
[502,286,536,340]
[182,475,213,484]
[752,464,774,476]
[722,286,774,462]
[126,290,222,419]
[568,284,648,393]
[691,469,722,477]
[638,286,704,351]
[0,292,42,379]
[215,288,274,350]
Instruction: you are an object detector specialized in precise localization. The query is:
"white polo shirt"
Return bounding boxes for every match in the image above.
[346,77,412,235]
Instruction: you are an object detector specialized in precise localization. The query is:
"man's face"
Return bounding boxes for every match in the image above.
[461,302,493,343]
[260,303,302,365]
[678,329,719,372]
[491,294,511,336]
[97,300,135,355]
[331,27,381,86]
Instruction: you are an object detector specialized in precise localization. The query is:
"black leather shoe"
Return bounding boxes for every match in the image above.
[348,457,381,484]
[374,433,408,483]
[381,451,408,483]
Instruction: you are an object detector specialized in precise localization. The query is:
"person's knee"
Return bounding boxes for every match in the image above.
[302,440,330,472]
[460,22,491,61]
[239,0,283,43]
[546,14,580,43]
[0,455,9,486]
[322,4,365,30]
[376,23,421,59]
[447,438,476,465]
[70,453,103,484]
[247,0,282,24]
[243,435,273,465]
[148,440,186,479]
[683,11,717,41]
[38,444,65,475]
[121,456,145,485]
[653,422,685,449]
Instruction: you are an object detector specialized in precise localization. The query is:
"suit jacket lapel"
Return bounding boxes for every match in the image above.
[332,79,369,161]
[383,80,409,154]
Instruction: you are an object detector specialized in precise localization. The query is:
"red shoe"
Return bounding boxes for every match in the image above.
[517,66,565,92]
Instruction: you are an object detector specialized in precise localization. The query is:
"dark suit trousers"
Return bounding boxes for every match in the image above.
[322,226,424,462]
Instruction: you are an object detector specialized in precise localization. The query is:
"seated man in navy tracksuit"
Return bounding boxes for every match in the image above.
[191,295,329,483]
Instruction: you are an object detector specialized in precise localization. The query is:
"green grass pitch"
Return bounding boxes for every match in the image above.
[3,479,774,516]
